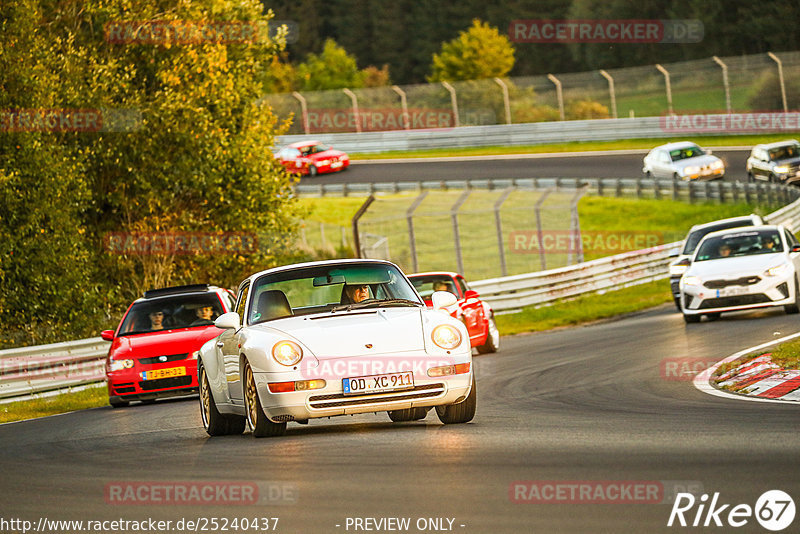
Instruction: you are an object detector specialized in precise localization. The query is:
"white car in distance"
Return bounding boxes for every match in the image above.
[198,259,476,437]
[680,225,800,323]
[643,141,725,180]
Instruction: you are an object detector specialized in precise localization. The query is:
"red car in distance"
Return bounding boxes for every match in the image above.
[102,284,235,407]
[408,272,499,354]
[275,140,350,176]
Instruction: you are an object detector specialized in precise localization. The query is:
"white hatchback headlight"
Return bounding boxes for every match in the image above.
[682,276,702,287]
[683,165,700,176]
[765,263,792,277]
[431,324,462,350]
[272,340,303,366]
[710,160,724,170]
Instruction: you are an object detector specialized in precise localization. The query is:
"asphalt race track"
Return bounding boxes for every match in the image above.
[308,149,752,185]
[2,305,800,533]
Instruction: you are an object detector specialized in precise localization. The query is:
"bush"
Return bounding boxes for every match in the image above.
[747,70,800,111]
[566,99,610,120]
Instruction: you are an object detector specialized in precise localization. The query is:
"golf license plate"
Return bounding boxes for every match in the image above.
[142,367,186,380]
[342,371,414,396]
[330,161,343,168]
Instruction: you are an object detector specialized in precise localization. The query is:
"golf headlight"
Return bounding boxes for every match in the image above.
[710,160,724,170]
[683,166,700,176]
[318,159,330,166]
[108,358,134,372]
[766,263,791,277]
[774,165,789,174]
[272,340,303,366]
[189,351,200,360]
[432,324,462,350]
[682,276,702,287]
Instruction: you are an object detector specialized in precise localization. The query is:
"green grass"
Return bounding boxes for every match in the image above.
[494,279,672,335]
[349,134,796,159]
[0,385,108,424]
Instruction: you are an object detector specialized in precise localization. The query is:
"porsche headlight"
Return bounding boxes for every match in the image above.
[682,276,702,287]
[431,324,462,350]
[765,263,791,277]
[108,358,134,372]
[272,340,303,366]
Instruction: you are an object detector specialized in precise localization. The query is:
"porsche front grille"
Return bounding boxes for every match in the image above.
[308,383,445,409]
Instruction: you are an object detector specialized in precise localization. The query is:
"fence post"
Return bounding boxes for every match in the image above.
[494,187,515,277]
[672,178,679,201]
[655,64,674,116]
[616,178,622,198]
[712,56,732,114]
[494,78,512,125]
[767,52,789,113]
[688,182,696,204]
[568,185,589,265]
[744,183,752,204]
[406,191,428,272]
[451,190,471,274]
[598,69,618,119]
[343,88,361,133]
[535,189,553,270]
[547,74,565,121]
[291,91,310,134]
[351,195,375,258]
[732,181,740,203]
[441,82,460,127]
[391,85,411,130]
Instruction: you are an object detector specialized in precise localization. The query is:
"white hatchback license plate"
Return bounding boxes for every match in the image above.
[718,287,749,297]
[342,372,414,396]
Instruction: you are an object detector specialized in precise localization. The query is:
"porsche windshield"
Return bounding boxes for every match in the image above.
[694,230,783,261]
[248,263,422,324]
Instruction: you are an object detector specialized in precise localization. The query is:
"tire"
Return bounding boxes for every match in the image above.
[244,361,286,438]
[673,172,680,181]
[387,407,428,422]
[673,296,682,312]
[109,396,129,408]
[706,312,721,321]
[199,363,245,436]
[683,313,701,324]
[476,316,499,354]
[747,171,755,182]
[645,170,652,179]
[308,165,318,177]
[436,375,476,424]
[785,277,800,314]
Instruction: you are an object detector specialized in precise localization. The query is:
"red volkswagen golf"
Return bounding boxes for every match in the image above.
[102,284,235,407]
[408,272,499,354]
[275,140,350,176]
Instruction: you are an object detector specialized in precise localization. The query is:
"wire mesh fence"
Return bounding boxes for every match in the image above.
[264,51,800,135]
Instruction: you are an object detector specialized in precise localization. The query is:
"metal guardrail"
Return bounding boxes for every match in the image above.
[296,177,800,206]
[471,195,800,311]
[4,194,800,401]
[0,337,108,402]
[277,112,800,154]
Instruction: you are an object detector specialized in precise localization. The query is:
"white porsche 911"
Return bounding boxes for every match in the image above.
[198,259,476,437]
[679,225,800,323]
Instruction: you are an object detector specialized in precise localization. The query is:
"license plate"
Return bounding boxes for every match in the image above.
[142,367,186,380]
[342,371,414,396]
[330,161,343,168]
[718,287,749,297]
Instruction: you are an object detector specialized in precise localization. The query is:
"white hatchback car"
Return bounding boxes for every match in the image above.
[643,141,725,180]
[198,259,476,437]
[680,225,800,323]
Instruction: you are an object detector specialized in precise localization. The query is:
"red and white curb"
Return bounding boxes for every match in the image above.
[693,332,800,404]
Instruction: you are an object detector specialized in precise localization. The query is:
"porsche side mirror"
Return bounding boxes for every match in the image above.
[431,291,457,311]
[214,311,241,330]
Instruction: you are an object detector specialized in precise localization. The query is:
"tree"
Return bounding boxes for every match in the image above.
[428,19,515,82]
[296,39,365,90]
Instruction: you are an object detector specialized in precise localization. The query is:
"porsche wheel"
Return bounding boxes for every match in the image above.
[436,376,476,424]
[476,317,499,354]
[388,407,428,422]
[244,361,286,438]
[200,363,245,436]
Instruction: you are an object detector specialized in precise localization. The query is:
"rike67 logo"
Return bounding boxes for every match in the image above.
[668,490,795,531]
